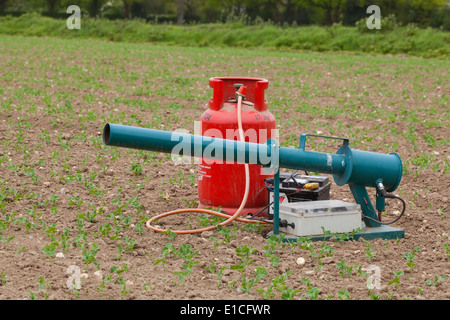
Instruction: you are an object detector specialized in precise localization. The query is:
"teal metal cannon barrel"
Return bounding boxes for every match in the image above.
[103,123,404,236]
[103,123,401,191]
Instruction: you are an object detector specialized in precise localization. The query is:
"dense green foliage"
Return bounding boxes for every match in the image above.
[0,13,448,58]
[0,0,449,29]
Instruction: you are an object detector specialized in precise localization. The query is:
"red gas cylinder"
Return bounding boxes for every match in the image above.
[198,77,276,217]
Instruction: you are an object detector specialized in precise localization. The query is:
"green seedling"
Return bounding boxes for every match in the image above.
[41,240,59,261]
[154,243,175,267]
[336,259,355,278]
[257,270,294,300]
[130,162,143,175]
[141,277,152,291]
[337,289,352,300]
[96,273,112,296]
[173,244,200,283]
[364,240,377,260]
[239,266,268,295]
[205,261,226,287]
[301,277,321,300]
[117,278,130,298]
[234,244,257,269]
[38,276,51,300]
[110,263,128,280]
[116,242,125,261]
[80,242,100,269]
[402,246,420,271]
[426,275,446,287]
[281,287,301,300]
[443,243,450,260]
[110,263,130,297]
[15,246,26,254]
[59,229,70,253]
[217,225,237,244]
[388,270,404,289]
[263,234,286,267]
[368,290,381,300]
[28,290,38,300]
[123,236,138,252]
[5,234,16,250]
[99,223,112,238]
[318,242,334,259]
[0,273,7,286]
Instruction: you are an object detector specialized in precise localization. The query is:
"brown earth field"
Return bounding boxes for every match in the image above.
[0,35,449,303]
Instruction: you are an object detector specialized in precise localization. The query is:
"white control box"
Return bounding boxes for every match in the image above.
[278,200,362,237]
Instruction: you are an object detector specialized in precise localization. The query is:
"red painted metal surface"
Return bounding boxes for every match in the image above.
[198,77,276,216]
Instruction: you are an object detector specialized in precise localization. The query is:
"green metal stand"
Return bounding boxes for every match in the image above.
[268,224,404,242]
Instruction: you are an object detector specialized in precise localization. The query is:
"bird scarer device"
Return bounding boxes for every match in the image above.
[102,77,406,241]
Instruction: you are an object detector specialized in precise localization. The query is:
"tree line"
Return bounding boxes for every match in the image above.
[1,0,449,29]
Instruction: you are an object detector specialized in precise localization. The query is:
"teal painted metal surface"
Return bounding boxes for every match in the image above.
[103,123,273,166]
[267,225,404,242]
[273,171,280,235]
[346,149,402,192]
[104,124,402,190]
[350,185,380,228]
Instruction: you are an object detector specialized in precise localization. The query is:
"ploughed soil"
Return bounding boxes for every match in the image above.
[0,35,449,301]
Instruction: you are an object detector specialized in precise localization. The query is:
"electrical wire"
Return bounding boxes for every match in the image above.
[247,185,313,223]
[264,180,274,192]
[362,194,406,226]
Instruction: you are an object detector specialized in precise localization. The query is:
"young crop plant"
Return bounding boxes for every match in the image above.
[153,230,179,267]
[80,242,100,270]
[257,270,298,300]
[4,234,16,250]
[96,274,112,296]
[58,228,71,254]
[41,240,60,261]
[336,259,356,278]
[402,246,421,271]
[443,243,450,260]
[425,275,447,287]
[216,224,237,244]
[233,244,257,269]
[318,242,334,258]
[130,161,143,175]
[0,273,7,286]
[337,289,352,300]
[172,243,200,284]
[364,240,377,260]
[263,234,286,267]
[388,271,405,289]
[300,277,321,300]
[296,236,315,258]
[239,266,268,295]
[38,276,51,300]
[110,263,131,298]
[122,236,138,252]
[205,260,227,288]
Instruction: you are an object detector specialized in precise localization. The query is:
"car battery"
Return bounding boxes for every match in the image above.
[278,200,362,237]
[266,173,331,218]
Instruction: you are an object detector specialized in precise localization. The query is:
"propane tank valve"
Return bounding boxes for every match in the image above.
[234,83,247,101]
